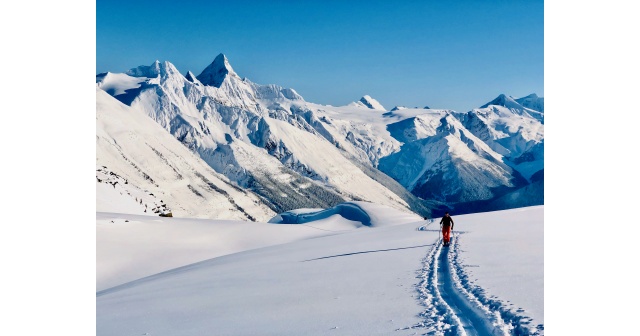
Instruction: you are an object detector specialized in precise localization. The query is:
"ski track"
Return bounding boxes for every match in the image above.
[408,228,544,335]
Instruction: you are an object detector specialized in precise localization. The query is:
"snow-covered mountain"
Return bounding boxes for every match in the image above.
[290,101,542,213]
[454,94,544,182]
[97,54,543,216]
[96,55,427,217]
[378,110,525,206]
[390,105,429,111]
[516,93,544,113]
[477,93,544,124]
[349,95,386,110]
[96,88,275,221]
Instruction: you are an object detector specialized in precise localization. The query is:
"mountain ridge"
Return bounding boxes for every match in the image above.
[96,55,543,217]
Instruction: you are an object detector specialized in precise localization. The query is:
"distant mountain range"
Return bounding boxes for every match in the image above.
[96,53,543,220]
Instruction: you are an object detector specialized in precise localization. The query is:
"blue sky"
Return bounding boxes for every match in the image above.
[97,0,543,112]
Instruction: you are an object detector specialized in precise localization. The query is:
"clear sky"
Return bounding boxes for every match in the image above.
[97,0,543,112]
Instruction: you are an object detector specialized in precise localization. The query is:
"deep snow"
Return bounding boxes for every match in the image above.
[97,204,543,335]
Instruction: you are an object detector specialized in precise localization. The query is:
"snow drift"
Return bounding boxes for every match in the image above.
[268,201,422,227]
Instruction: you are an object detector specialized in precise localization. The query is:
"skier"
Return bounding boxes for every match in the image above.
[440,212,454,246]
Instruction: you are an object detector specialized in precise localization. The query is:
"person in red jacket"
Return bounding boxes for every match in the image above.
[440,212,454,246]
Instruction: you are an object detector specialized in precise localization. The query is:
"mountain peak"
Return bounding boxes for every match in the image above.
[185,71,201,84]
[126,60,180,78]
[358,95,386,110]
[477,93,544,123]
[197,53,238,87]
[515,93,544,113]
[480,94,521,109]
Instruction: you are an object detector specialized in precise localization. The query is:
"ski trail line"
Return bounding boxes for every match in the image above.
[410,233,512,335]
[437,236,496,335]
[410,231,544,335]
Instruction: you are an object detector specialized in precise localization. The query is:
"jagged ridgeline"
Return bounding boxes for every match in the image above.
[96,53,543,219]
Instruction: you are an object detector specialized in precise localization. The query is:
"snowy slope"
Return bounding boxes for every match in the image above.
[97,212,350,291]
[268,201,422,227]
[96,72,147,96]
[454,94,544,182]
[96,166,170,216]
[281,104,446,167]
[379,110,523,207]
[478,94,544,124]
[96,88,275,221]
[349,94,386,110]
[97,205,543,335]
[515,93,544,113]
[289,102,403,165]
[97,201,421,290]
[450,206,544,334]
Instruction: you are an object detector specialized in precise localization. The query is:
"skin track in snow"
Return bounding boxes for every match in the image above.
[414,229,542,336]
[448,234,543,335]
[437,237,497,336]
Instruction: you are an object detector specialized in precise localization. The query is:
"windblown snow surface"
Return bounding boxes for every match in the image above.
[97,204,543,335]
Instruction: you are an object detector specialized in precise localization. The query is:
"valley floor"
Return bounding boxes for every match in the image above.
[96,205,543,335]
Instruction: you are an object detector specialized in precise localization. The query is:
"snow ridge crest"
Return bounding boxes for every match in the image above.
[358,95,386,110]
[126,60,180,78]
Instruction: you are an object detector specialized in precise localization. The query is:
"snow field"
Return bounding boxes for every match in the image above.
[98,218,436,335]
[97,204,543,335]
